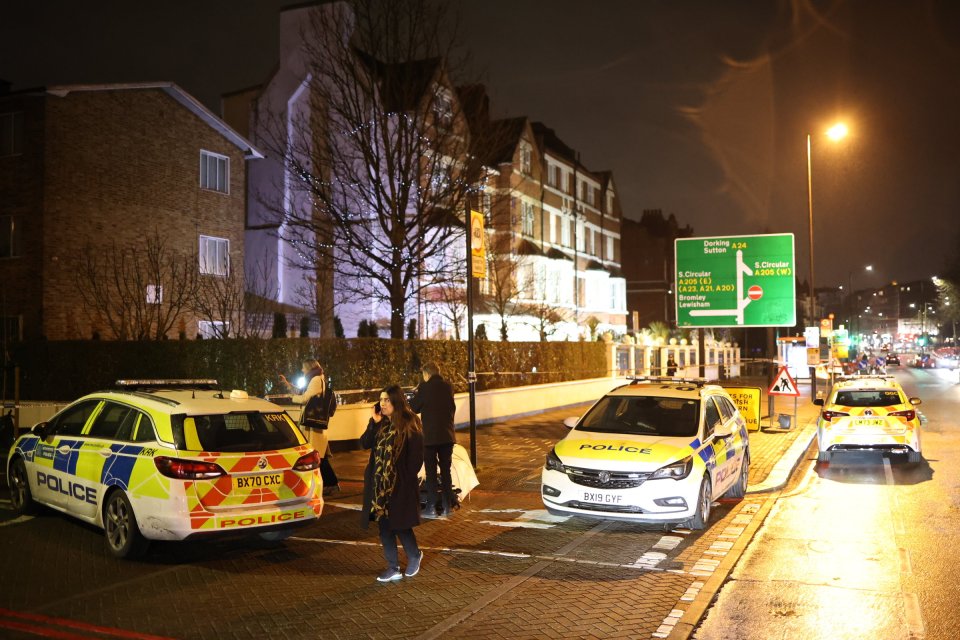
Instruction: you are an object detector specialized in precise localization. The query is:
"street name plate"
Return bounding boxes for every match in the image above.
[675,233,796,328]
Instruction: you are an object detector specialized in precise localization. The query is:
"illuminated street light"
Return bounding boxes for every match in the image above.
[827,123,849,141]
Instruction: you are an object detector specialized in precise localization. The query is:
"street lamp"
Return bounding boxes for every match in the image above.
[807,122,847,399]
[806,122,849,323]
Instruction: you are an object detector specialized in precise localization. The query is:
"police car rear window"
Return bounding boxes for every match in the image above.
[578,396,700,438]
[834,390,903,407]
[171,412,301,452]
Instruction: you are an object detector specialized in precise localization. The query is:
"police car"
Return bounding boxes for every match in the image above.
[814,375,922,463]
[6,380,324,558]
[541,379,750,529]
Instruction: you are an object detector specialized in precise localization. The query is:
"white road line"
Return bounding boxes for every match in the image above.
[0,515,33,527]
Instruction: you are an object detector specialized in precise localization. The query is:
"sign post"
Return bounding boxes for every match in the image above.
[768,365,801,429]
[675,233,796,328]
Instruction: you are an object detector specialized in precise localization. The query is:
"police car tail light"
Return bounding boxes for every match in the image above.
[650,456,693,480]
[293,450,321,471]
[154,456,226,480]
[545,448,565,473]
[888,409,916,421]
[821,410,849,421]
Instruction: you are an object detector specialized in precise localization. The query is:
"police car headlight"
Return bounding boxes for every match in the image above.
[545,448,565,473]
[651,456,693,480]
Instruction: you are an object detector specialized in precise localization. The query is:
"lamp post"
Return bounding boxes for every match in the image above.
[807,123,848,398]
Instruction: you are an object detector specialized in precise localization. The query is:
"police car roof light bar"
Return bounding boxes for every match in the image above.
[115,379,220,391]
[628,376,709,388]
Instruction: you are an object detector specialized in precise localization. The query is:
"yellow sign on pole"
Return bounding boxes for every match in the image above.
[470,209,486,279]
[723,386,762,432]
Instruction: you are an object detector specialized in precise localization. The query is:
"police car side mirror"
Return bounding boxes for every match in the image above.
[562,417,578,429]
[910,397,922,406]
[713,422,733,438]
[813,398,824,406]
[31,422,50,439]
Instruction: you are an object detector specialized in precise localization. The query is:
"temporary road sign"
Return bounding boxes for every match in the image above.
[768,366,800,397]
[675,233,796,328]
[470,210,486,278]
[723,386,762,432]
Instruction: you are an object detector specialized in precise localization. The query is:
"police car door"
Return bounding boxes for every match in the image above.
[34,400,101,510]
[701,397,724,496]
[74,401,144,520]
[713,396,743,493]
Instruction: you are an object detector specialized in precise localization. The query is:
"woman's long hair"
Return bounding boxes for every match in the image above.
[382,384,421,453]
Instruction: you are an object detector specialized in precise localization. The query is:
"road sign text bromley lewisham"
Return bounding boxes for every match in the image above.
[675,233,796,328]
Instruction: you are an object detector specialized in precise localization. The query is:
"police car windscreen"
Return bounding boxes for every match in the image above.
[578,396,700,438]
[172,412,301,452]
[834,390,903,407]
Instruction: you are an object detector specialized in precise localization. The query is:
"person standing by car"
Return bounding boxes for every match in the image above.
[361,385,425,582]
[280,359,340,496]
[409,362,458,517]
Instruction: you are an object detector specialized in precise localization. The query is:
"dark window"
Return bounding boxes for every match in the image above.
[0,315,21,343]
[704,398,722,438]
[172,412,300,453]
[577,395,701,438]
[132,415,156,442]
[51,400,100,437]
[0,215,21,258]
[0,112,24,157]
[88,402,137,439]
[834,390,903,407]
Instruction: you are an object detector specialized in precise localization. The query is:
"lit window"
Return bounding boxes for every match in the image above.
[0,215,20,258]
[199,235,229,276]
[0,112,24,157]
[200,150,229,193]
[146,284,163,305]
[520,145,532,174]
[521,202,535,236]
[198,320,230,339]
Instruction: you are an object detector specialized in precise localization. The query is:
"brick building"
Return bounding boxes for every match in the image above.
[0,82,261,341]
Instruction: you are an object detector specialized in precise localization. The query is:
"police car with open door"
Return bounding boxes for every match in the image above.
[541,378,750,529]
[6,380,324,558]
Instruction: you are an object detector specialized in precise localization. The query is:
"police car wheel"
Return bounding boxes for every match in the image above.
[724,456,749,499]
[9,458,38,515]
[688,479,712,530]
[104,491,149,559]
[907,450,922,464]
[817,451,832,463]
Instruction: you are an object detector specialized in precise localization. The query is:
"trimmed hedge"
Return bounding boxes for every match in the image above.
[8,338,608,401]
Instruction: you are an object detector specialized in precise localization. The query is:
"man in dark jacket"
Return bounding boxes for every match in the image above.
[409,362,458,517]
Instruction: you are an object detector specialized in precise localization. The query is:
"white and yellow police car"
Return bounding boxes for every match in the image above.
[814,374,922,463]
[541,379,750,529]
[6,380,324,558]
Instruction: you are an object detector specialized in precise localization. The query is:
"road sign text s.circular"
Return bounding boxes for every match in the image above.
[748,285,763,301]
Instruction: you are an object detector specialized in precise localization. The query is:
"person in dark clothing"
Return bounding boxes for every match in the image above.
[409,362,458,517]
[666,356,679,377]
[360,385,425,582]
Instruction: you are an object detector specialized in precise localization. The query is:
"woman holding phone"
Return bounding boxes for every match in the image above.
[360,385,425,582]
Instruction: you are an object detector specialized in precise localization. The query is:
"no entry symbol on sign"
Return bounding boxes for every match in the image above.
[747,285,763,301]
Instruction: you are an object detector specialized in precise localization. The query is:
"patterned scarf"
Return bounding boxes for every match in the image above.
[371,417,398,522]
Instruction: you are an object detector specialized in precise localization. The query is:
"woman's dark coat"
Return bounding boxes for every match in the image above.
[359,416,424,531]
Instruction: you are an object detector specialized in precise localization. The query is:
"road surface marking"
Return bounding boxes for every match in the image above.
[882,457,925,639]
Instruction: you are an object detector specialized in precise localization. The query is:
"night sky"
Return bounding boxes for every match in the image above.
[4,0,959,289]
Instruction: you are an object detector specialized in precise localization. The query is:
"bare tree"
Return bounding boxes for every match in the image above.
[481,232,528,341]
[253,0,517,339]
[75,230,198,340]
[427,275,469,340]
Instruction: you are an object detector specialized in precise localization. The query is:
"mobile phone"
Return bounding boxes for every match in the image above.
[374,401,382,414]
